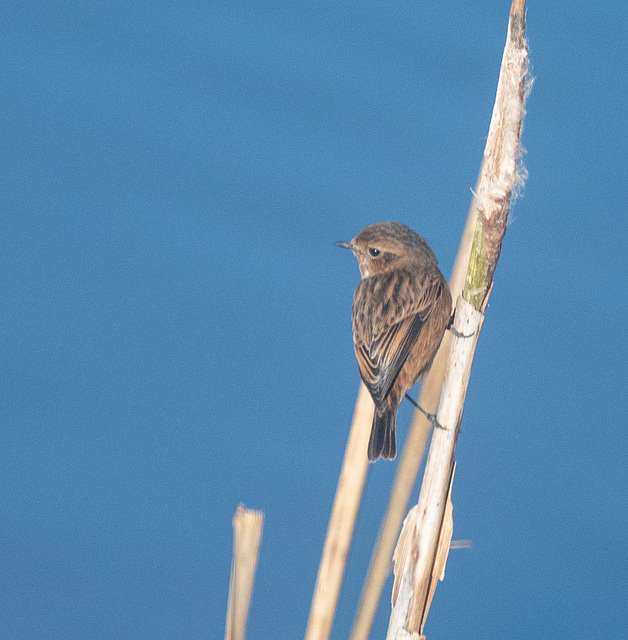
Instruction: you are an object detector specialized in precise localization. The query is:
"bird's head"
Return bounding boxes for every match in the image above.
[335,221,436,278]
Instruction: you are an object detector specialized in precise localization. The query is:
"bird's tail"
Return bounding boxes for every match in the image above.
[368,407,396,462]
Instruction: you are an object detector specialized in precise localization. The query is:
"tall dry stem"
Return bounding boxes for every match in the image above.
[388,1,530,637]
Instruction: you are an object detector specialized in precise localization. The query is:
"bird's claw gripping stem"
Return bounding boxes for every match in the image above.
[404,393,446,430]
[447,311,474,339]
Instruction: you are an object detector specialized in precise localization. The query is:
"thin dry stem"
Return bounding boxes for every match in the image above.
[387,0,530,636]
[225,505,264,640]
[304,384,373,640]
[465,0,529,309]
[388,300,483,637]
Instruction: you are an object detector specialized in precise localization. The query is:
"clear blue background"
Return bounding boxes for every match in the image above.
[2,2,627,638]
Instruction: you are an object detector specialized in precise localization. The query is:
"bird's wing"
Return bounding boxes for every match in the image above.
[353,274,444,409]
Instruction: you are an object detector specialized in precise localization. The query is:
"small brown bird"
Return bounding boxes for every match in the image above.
[335,222,452,462]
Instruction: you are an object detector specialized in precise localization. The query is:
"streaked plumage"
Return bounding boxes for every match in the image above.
[336,222,451,461]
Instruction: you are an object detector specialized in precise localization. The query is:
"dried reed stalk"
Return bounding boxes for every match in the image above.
[387,1,530,637]
[304,384,374,640]
[225,505,264,640]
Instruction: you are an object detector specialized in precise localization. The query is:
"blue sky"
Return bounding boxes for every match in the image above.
[2,2,627,639]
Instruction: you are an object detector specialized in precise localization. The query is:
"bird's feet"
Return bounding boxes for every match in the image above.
[404,393,446,430]
[447,310,474,339]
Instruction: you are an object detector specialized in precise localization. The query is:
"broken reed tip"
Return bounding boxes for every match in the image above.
[511,0,526,17]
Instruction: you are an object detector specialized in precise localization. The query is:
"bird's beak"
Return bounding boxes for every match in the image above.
[334,240,353,250]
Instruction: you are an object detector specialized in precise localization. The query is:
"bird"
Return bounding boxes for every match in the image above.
[335,222,452,462]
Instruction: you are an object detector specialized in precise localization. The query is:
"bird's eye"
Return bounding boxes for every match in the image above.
[368,247,381,257]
